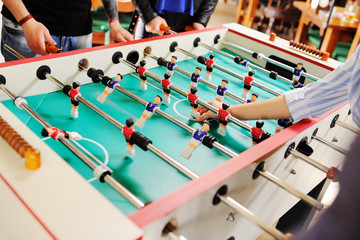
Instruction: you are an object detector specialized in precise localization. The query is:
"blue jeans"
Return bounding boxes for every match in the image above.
[1,16,92,62]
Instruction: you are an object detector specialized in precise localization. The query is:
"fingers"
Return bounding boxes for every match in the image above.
[110,23,134,42]
[145,16,168,36]
[195,110,217,122]
[22,20,51,55]
[43,30,56,45]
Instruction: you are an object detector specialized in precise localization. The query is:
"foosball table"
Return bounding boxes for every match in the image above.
[0,23,357,240]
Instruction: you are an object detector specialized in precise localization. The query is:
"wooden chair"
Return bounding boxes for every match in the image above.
[257,0,300,39]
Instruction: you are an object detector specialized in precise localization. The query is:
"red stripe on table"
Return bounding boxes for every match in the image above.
[228,28,335,71]
[0,173,57,239]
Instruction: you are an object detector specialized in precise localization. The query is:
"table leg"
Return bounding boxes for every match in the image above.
[243,0,259,28]
[295,13,309,43]
[236,0,248,24]
[320,27,339,57]
[347,25,360,60]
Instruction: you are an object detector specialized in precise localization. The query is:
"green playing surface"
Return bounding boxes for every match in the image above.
[2,49,292,216]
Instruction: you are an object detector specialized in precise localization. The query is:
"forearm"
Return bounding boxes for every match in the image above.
[101,0,118,21]
[2,0,29,22]
[131,0,157,23]
[229,95,291,120]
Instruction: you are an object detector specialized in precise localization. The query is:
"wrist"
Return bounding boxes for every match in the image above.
[18,14,33,27]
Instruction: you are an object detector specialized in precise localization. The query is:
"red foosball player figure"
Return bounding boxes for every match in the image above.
[68,81,81,118]
[189,67,202,91]
[166,56,177,76]
[216,79,228,102]
[275,118,293,133]
[137,60,148,90]
[161,73,172,104]
[188,87,200,118]
[41,127,82,141]
[123,118,136,157]
[251,120,271,144]
[181,120,211,159]
[97,73,122,103]
[241,70,255,100]
[204,54,215,81]
[251,120,264,144]
[217,102,231,136]
[135,95,163,129]
[246,93,258,103]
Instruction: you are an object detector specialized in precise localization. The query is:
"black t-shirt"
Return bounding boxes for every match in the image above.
[1,0,92,36]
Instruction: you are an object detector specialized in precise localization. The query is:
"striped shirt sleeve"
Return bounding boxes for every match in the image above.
[284,45,360,123]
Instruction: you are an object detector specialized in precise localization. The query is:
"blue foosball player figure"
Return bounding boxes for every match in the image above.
[247,93,258,103]
[216,79,228,102]
[181,121,212,159]
[275,118,293,133]
[135,95,163,129]
[292,80,304,89]
[97,73,122,103]
[166,56,177,76]
[189,67,202,91]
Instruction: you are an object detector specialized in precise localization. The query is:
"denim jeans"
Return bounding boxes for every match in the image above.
[1,16,92,61]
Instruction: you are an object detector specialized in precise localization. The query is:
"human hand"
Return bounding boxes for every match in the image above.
[192,22,205,30]
[21,18,56,55]
[109,21,134,42]
[145,16,168,35]
[195,100,222,122]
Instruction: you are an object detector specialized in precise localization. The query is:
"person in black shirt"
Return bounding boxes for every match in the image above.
[1,0,133,61]
[132,0,218,39]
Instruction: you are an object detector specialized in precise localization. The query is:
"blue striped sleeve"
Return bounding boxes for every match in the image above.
[284,45,360,123]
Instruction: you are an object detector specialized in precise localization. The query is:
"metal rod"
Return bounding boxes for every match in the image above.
[4,44,26,60]
[0,83,144,209]
[168,231,188,240]
[120,58,252,131]
[144,52,246,103]
[217,39,321,82]
[42,72,198,181]
[197,41,292,84]
[115,79,240,159]
[311,135,348,155]
[290,149,330,173]
[174,46,281,96]
[336,120,360,134]
[114,71,322,209]
[259,170,323,210]
[219,195,285,240]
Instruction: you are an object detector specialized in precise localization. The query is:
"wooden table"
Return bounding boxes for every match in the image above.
[293,1,359,58]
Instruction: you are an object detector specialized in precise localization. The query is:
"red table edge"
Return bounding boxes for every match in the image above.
[0,25,341,230]
[129,103,347,228]
[0,26,225,68]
